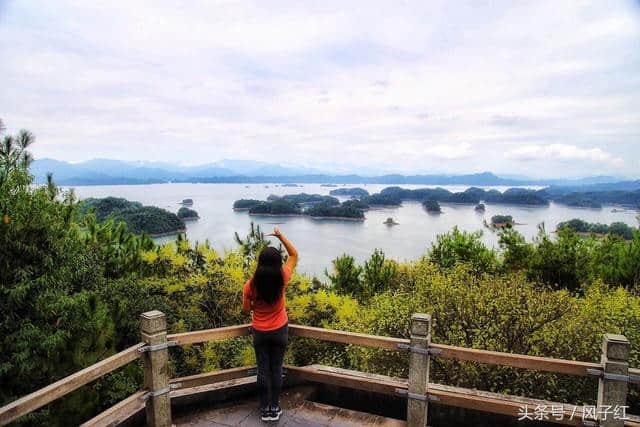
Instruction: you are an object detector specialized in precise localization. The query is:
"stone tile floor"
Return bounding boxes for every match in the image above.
[173,386,405,426]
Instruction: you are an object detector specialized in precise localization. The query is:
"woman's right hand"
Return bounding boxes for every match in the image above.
[268,227,283,239]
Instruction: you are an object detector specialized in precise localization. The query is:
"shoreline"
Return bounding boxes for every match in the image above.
[309,215,365,221]
[248,212,365,221]
[149,228,186,238]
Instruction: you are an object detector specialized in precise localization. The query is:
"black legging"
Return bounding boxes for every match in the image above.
[252,323,288,408]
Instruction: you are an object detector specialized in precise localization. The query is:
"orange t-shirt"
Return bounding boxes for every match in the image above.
[242,266,292,331]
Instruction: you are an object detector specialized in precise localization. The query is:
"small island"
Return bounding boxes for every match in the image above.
[475,203,486,212]
[489,215,514,229]
[556,218,635,240]
[280,183,301,187]
[383,217,399,225]
[321,184,338,187]
[177,206,199,221]
[330,187,369,197]
[233,199,263,211]
[180,198,193,206]
[79,197,186,237]
[423,199,442,213]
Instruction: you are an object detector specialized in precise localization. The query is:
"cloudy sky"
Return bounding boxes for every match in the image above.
[1,1,639,178]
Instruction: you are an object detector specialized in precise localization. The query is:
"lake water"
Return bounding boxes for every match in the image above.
[69,183,640,277]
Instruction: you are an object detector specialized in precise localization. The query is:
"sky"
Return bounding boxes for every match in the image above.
[1,1,640,178]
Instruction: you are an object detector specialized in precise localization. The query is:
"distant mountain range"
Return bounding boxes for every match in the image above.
[30,158,639,189]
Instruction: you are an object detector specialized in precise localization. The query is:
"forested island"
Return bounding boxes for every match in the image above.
[234,193,365,219]
[235,186,640,223]
[233,199,263,210]
[379,186,549,206]
[329,187,370,197]
[177,206,199,220]
[78,197,186,236]
[491,215,514,227]
[363,186,640,209]
[423,199,442,213]
[549,190,640,208]
[557,219,636,240]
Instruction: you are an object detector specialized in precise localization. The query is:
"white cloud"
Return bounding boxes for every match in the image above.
[0,0,639,177]
[505,144,624,167]
[421,142,475,160]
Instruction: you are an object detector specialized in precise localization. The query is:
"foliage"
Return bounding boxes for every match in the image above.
[248,199,301,215]
[280,193,339,205]
[325,254,363,296]
[422,199,441,213]
[233,199,262,209]
[378,186,548,205]
[177,206,199,219]
[361,249,397,299]
[491,215,513,224]
[305,202,364,219]
[341,199,369,210]
[329,187,369,197]
[0,126,122,424]
[362,193,402,206]
[79,197,185,235]
[428,227,499,273]
[557,218,635,240]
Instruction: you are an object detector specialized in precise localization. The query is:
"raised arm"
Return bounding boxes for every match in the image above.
[269,228,298,272]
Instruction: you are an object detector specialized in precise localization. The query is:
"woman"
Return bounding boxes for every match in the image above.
[242,227,298,422]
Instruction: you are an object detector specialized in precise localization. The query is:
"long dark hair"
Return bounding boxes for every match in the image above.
[251,246,284,305]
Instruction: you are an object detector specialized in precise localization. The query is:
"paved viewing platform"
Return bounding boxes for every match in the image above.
[174,384,404,426]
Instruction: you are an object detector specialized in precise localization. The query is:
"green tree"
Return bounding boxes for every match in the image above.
[0,123,119,424]
[428,227,499,273]
[325,254,363,296]
[499,228,534,272]
[362,249,397,299]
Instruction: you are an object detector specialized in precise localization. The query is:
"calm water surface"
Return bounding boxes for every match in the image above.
[69,183,640,277]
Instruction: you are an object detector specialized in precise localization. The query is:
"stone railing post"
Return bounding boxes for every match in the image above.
[140,310,172,427]
[407,313,431,427]
[597,334,630,427]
